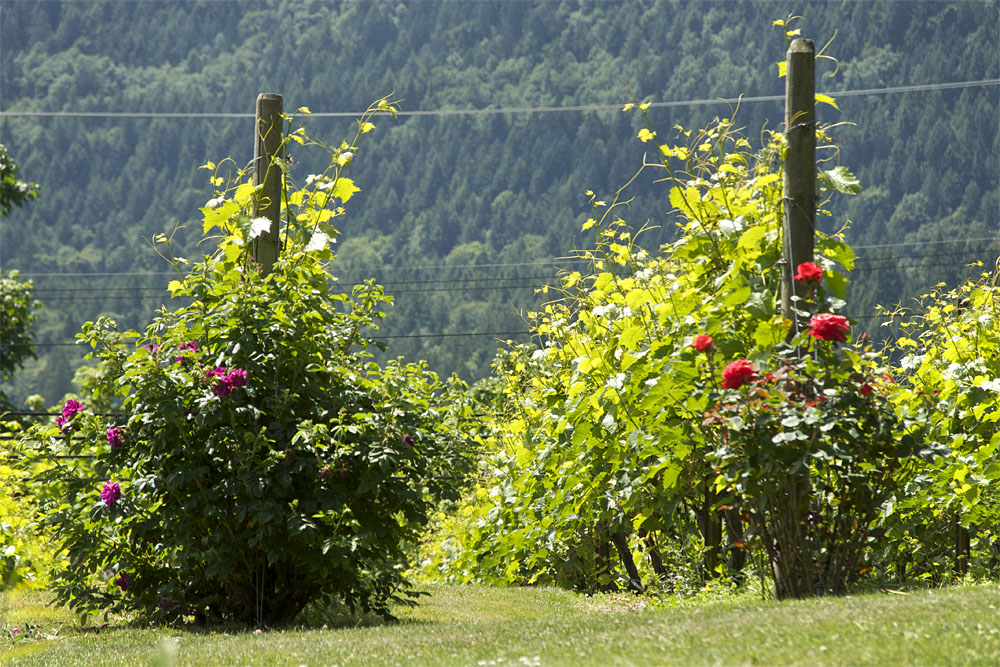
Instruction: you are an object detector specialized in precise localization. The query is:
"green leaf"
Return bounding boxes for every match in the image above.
[233,182,257,205]
[753,319,781,348]
[333,178,361,203]
[826,270,849,299]
[737,225,768,250]
[619,324,645,351]
[819,238,856,270]
[815,93,839,110]
[820,166,861,195]
[745,291,774,320]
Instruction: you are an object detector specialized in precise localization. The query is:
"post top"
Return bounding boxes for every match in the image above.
[257,93,283,102]
[787,38,815,54]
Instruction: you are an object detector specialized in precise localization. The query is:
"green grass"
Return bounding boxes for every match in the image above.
[2,583,999,666]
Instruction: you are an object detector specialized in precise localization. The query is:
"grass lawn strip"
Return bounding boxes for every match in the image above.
[1,584,998,665]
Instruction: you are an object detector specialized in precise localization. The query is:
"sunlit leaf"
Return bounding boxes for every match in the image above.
[820,166,861,194]
[333,178,361,202]
[815,93,839,110]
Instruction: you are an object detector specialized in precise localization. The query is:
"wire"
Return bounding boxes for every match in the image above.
[29,275,561,294]
[850,236,998,251]
[16,258,590,278]
[853,249,997,266]
[16,238,998,281]
[852,261,993,274]
[2,79,997,119]
[15,329,536,348]
[372,331,531,340]
[24,246,996,297]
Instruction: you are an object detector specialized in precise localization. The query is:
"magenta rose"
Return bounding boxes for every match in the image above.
[101,481,122,507]
[106,426,124,448]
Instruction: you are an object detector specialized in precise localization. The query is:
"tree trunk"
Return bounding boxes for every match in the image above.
[610,530,644,592]
[593,528,617,592]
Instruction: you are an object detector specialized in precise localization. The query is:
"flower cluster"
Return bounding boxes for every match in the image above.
[205,366,248,397]
[106,426,124,448]
[56,399,83,433]
[101,481,122,507]
[175,340,199,364]
[114,571,130,592]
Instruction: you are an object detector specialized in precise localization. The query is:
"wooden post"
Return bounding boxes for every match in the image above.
[252,93,283,275]
[780,39,816,335]
[776,38,817,600]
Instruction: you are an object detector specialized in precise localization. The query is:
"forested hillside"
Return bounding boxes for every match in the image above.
[0,0,997,404]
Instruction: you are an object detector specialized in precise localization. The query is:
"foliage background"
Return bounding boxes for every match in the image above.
[0,0,997,404]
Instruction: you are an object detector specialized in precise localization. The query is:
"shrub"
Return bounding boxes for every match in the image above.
[703,275,929,598]
[30,101,473,625]
[877,267,1000,583]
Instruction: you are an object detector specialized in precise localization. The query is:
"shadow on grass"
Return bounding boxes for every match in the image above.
[2,586,438,646]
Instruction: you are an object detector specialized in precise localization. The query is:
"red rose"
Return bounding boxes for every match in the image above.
[793,261,823,283]
[860,383,873,397]
[808,313,850,342]
[721,359,757,389]
[690,334,713,352]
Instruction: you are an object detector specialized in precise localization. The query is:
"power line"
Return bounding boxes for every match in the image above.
[2,79,997,119]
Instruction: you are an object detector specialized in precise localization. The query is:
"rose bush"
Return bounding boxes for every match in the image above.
[29,103,475,625]
[706,318,927,597]
[418,103,873,596]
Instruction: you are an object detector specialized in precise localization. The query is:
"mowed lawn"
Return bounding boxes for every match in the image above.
[2,583,999,666]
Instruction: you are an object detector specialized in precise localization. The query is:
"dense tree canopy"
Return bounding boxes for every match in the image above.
[0,0,996,403]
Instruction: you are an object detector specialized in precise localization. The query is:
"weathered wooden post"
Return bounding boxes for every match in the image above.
[780,39,816,336]
[777,38,817,600]
[252,93,283,275]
